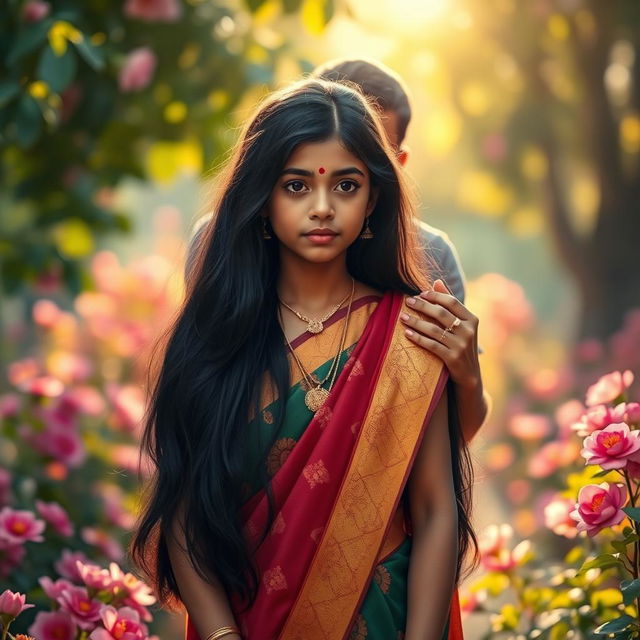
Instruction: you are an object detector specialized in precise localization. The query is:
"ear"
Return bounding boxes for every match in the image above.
[366,186,380,216]
[397,145,409,167]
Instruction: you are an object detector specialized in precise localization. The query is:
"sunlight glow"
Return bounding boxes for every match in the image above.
[351,0,451,32]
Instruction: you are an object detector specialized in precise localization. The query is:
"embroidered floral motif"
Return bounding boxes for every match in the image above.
[374,565,391,594]
[271,511,286,535]
[303,459,330,489]
[314,405,333,429]
[263,566,287,593]
[266,438,296,476]
[347,359,365,382]
[262,409,274,424]
[348,614,368,639]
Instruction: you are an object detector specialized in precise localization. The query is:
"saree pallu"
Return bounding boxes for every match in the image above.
[185,290,463,640]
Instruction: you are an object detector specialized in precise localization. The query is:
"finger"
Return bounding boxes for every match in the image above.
[419,288,470,320]
[404,329,447,356]
[406,295,459,329]
[400,312,462,348]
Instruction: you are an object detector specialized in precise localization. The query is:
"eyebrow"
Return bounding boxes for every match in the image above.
[280,167,366,178]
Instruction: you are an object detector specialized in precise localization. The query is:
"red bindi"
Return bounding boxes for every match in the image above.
[318,167,325,174]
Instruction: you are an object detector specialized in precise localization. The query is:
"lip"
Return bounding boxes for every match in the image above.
[303,228,338,236]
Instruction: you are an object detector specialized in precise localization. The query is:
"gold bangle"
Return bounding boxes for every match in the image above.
[205,627,241,640]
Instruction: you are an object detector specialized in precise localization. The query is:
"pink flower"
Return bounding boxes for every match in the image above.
[57,585,102,630]
[570,482,628,537]
[22,1,50,22]
[572,404,620,437]
[585,370,634,407]
[33,299,62,328]
[89,606,148,640]
[29,610,76,640]
[55,549,90,581]
[8,358,39,387]
[0,590,34,619]
[106,384,145,433]
[35,500,74,537]
[555,399,585,439]
[508,413,552,440]
[39,576,75,600]
[581,422,640,469]
[477,523,531,572]
[544,496,578,538]
[0,507,45,545]
[108,563,156,614]
[616,402,640,425]
[81,527,124,561]
[76,561,115,591]
[0,394,20,419]
[118,48,157,92]
[528,439,580,478]
[0,544,25,578]
[41,426,86,467]
[123,0,181,21]
[19,375,65,398]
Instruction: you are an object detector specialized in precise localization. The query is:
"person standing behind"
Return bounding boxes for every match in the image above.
[314,58,490,444]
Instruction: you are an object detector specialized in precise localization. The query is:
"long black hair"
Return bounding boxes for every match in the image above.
[130,77,478,610]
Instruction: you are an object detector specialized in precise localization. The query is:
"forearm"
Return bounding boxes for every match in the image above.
[454,378,491,444]
[167,522,241,640]
[405,512,458,640]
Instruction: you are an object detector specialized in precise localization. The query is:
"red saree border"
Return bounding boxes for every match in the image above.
[278,291,451,640]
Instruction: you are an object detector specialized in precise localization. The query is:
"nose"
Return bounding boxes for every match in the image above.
[309,189,334,220]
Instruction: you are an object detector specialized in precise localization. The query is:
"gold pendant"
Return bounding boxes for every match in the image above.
[305,387,329,412]
[307,319,323,334]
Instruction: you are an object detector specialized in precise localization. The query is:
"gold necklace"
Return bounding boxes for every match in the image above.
[280,279,355,413]
[279,278,354,334]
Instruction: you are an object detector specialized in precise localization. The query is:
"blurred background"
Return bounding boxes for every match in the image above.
[1,0,639,638]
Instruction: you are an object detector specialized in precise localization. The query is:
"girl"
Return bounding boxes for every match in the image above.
[131,78,478,640]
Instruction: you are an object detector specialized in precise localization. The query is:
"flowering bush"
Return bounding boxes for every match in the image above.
[462,368,640,638]
[0,250,181,637]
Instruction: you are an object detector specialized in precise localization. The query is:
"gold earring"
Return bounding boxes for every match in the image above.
[262,217,272,239]
[360,216,373,239]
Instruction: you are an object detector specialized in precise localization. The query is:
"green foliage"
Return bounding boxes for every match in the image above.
[0,0,335,295]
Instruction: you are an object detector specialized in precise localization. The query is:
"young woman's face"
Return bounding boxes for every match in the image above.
[266,136,377,265]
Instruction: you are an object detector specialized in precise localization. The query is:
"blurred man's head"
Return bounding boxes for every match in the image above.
[313,58,412,165]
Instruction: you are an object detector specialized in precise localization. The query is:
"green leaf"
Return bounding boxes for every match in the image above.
[323,0,335,23]
[37,45,78,93]
[7,18,53,65]
[0,82,20,107]
[282,0,304,12]
[74,38,104,71]
[621,578,640,605]
[15,94,42,147]
[623,526,635,536]
[592,468,614,477]
[622,506,640,522]
[578,554,624,575]
[594,614,635,635]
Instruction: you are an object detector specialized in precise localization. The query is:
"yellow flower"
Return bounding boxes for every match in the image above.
[48,21,83,56]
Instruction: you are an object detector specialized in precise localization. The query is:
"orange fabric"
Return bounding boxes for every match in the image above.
[278,293,449,640]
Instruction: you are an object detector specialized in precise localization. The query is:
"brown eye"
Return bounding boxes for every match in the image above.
[337,180,359,193]
[285,180,306,193]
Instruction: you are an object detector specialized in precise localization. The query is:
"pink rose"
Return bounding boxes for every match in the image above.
[35,500,74,537]
[57,586,102,630]
[544,496,578,538]
[29,611,76,640]
[123,0,181,21]
[89,606,148,640]
[581,422,640,469]
[585,370,634,407]
[118,48,157,92]
[0,590,34,619]
[55,549,90,581]
[0,507,45,545]
[570,482,628,537]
